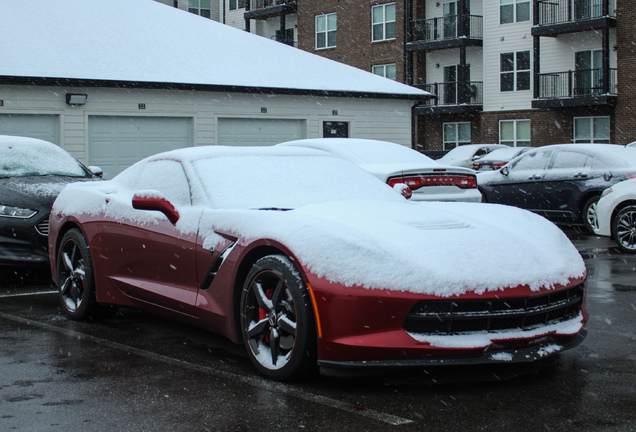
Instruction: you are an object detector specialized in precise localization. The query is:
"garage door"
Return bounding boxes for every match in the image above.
[89,116,193,179]
[0,114,59,144]
[218,118,306,146]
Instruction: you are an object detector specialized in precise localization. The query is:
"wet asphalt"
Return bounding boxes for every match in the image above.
[0,230,634,432]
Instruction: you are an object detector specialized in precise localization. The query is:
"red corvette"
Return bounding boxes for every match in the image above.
[49,145,587,380]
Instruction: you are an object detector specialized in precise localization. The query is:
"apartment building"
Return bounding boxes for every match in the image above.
[162,0,630,151]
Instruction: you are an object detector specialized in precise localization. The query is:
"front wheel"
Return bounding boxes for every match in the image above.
[612,205,636,253]
[582,196,600,233]
[240,255,317,381]
[56,228,115,320]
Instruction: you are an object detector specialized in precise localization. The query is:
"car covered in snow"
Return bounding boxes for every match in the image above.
[472,146,531,171]
[0,135,101,269]
[277,138,481,202]
[49,145,587,380]
[437,144,507,168]
[594,178,636,252]
[478,144,636,232]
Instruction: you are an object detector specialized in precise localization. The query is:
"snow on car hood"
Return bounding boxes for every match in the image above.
[204,200,585,296]
[54,181,584,297]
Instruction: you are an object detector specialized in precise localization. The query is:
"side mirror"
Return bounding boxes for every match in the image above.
[500,166,509,176]
[132,191,180,224]
[89,166,104,178]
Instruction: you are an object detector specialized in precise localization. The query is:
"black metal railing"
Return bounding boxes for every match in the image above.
[249,0,296,9]
[537,68,617,99]
[411,15,483,43]
[536,0,615,26]
[416,81,483,106]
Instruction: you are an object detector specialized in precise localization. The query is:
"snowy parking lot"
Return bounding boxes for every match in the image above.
[0,230,635,431]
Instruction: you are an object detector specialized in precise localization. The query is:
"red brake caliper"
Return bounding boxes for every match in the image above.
[259,288,274,343]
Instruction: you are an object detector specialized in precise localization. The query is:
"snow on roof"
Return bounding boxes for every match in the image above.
[0,0,429,98]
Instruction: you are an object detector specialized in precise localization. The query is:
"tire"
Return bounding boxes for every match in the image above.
[582,195,600,233]
[240,255,317,381]
[56,229,116,320]
[612,205,636,253]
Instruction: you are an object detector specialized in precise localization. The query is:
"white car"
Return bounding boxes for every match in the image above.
[437,144,507,168]
[472,147,531,171]
[277,138,482,202]
[595,177,636,252]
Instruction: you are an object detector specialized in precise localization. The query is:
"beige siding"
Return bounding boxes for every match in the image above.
[0,85,414,164]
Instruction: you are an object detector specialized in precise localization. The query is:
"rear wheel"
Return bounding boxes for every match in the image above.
[612,205,636,253]
[582,196,600,233]
[240,255,317,381]
[56,229,115,320]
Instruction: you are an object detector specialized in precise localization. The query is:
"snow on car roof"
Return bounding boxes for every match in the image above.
[54,145,586,296]
[278,138,440,167]
[0,0,428,98]
[0,135,87,177]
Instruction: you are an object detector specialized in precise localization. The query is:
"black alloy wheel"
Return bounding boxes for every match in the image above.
[613,205,636,253]
[56,229,114,320]
[240,255,317,381]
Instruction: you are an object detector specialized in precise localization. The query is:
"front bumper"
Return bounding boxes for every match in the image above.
[318,330,587,376]
[0,213,50,267]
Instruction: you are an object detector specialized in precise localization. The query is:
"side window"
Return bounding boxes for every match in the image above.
[510,149,552,171]
[551,151,592,169]
[135,160,192,206]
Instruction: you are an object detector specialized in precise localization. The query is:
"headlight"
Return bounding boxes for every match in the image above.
[601,188,613,198]
[0,204,37,218]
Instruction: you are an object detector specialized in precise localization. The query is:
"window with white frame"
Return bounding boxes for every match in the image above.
[443,122,471,150]
[316,13,337,49]
[500,0,530,24]
[229,0,246,10]
[574,116,610,144]
[500,51,530,92]
[372,3,396,42]
[189,0,211,18]
[499,119,531,147]
[372,64,397,80]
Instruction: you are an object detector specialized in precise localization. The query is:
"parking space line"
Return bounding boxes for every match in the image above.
[0,290,58,298]
[0,311,414,426]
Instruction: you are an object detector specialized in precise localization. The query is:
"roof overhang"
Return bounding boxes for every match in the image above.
[0,75,430,101]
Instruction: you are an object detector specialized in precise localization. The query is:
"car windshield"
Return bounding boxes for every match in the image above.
[191,153,404,209]
[0,141,88,178]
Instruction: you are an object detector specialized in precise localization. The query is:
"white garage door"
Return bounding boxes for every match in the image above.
[89,116,193,179]
[0,114,59,144]
[218,118,306,146]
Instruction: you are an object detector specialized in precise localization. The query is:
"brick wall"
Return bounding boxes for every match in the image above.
[615,1,636,144]
[298,0,406,82]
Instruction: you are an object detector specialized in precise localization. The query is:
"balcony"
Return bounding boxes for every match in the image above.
[406,15,483,51]
[532,0,616,37]
[244,0,297,20]
[414,81,483,115]
[532,68,617,108]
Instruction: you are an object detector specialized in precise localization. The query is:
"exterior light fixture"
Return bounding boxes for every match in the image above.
[66,94,87,105]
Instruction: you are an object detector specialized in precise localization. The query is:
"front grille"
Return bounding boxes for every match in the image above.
[35,215,50,236]
[404,285,584,335]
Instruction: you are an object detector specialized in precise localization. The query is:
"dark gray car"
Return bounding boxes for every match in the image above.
[0,135,100,268]
[478,144,636,231]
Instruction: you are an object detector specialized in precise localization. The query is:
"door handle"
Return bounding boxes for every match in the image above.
[528,175,542,180]
[574,173,588,179]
